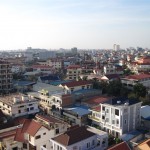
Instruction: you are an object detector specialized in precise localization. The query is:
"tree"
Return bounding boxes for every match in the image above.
[107,80,122,96]
[133,83,147,98]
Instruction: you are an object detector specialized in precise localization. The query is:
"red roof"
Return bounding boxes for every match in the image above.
[84,96,112,105]
[61,80,92,87]
[0,129,17,140]
[108,142,131,150]
[52,126,95,146]
[67,65,81,69]
[14,119,32,142]
[91,106,101,111]
[124,74,150,80]
[26,120,42,136]
[36,114,63,124]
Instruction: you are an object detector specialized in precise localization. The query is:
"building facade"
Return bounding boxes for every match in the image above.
[0,60,13,94]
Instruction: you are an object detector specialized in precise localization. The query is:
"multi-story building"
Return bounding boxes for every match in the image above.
[121,74,150,89]
[89,98,142,137]
[28,82,73,113]
[0,94,39,118]
[47,59,62,70]
[49,126,108,150]
[0,60,13,94]
[66,65,82,80]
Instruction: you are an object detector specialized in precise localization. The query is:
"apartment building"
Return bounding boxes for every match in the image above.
[0,60,13,94]
[66,65,82,80]
[0,94,39,118]
[47,59,62,70]
[89,98,142,137]
[49,126,108,150]
[28,82,73,113]
[121,74,150,89]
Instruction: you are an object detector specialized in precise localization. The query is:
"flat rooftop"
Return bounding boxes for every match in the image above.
[0,94,38,106]
[63,106,91,117]
[105,97,140,106]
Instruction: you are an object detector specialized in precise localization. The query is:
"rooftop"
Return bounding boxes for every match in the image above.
[122,74,150,80]
[52,126,95,146]
[61,80,92,88]
[0,94,38,106]
[105,97,140,106]
[108,142,131,150]
[63,106,91,117]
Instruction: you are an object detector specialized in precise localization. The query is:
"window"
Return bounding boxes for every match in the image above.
[35,135,41,139]
[71,88,74,92]
[30,107,34,110]
[124,119,127,124]
[29,135,31,141]
[115,109,119,116]
[92,140,95,145]
[18,110,21,113]
[102,116,105,120]
[116,119,119,124]
[55,128,59,134]
[87,142,90,148]
[43,133,46,135]
[23,143,27,149]
[43,145,46,148]
[102,106,105,111]
[19,105,24,108]
[29,104,33,106]
[106,109,109,113]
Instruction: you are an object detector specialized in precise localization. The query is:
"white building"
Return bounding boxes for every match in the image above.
[48,126,108,150]
[89,98,142,137]
[39,51,56,60]
[59,80,93,94]
[0,94,39,118]
[121,74,150,89]
[113,44,120,51]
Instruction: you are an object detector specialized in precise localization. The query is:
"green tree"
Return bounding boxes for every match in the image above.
[133,83,147,98]
[107,80,122,96]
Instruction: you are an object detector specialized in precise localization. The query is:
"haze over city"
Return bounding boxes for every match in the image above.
[0,0,150,50]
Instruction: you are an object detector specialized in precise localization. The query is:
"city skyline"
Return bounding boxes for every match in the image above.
[0,0,150,50]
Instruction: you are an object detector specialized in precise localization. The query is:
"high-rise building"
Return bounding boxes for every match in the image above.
[71,47,78,54]
[113,44,120,51]
[0,60,12,94]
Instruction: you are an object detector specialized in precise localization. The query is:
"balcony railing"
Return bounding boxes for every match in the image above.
[88,115,101,122]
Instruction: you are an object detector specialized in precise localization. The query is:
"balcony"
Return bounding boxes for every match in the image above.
[88,115,101,122]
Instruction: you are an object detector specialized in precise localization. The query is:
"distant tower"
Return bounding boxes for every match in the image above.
[71,47,78,55]
[113,44,120,51]
[0,60,12,94]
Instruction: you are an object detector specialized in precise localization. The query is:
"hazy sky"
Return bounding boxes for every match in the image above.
[0,0,150,50]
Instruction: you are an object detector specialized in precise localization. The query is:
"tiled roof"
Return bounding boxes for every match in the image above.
[61,80,92,87]
[135,139,150,149]
[108,142,131,150]
[14,119,32,142]
[36,114,63,124]
[26,120,42,136]
[52,126,95,146]
[67,65,81,69]
[85,96,112,105]
[0,129,17,140]
[104,74,120,80]
[123,74,150,80]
